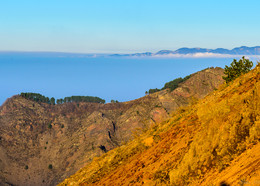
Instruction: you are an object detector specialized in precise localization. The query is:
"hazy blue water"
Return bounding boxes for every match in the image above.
[0,53,254,105]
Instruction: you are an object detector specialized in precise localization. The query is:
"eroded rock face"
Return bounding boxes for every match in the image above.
[0,67,224,186]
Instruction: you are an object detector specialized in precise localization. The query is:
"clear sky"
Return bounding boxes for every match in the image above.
[0,0,260,53]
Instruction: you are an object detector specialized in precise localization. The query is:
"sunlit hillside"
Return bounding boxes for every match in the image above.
[0,68,224,185]
[59,64,260,185]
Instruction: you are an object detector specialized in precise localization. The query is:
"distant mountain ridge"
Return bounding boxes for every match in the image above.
[111,46,260,57]
[1,46,259,58]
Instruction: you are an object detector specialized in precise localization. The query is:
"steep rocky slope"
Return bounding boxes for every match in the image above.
[0,67,224,186]
[59,65,260,186]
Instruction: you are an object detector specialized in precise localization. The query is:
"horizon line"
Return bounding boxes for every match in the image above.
[0,45,260,55]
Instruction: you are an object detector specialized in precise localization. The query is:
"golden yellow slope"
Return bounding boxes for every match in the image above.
[59,64,260,186]
[195,142,260,185]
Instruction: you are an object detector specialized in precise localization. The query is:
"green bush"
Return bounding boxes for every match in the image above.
[147,75,192,94]
[223,56,253,83]
[20,92,105,104]
[61,96,105,104]
[20,92,51,104]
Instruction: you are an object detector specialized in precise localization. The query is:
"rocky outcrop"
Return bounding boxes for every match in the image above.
[0,67,224,185]
[59,65,260,186]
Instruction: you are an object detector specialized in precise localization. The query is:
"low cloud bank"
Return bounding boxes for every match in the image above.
[152,52,260,59]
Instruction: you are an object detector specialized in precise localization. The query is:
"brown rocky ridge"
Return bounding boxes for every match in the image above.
[0,67,224,186]
[59,65,260,185]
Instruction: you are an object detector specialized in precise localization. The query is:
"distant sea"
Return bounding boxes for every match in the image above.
[0,53,258,105]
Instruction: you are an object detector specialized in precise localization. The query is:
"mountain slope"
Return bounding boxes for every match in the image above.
[0,67,224,185]
[59,65,260,185]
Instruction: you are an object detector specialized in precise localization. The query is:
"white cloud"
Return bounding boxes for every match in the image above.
[152,52,243,58]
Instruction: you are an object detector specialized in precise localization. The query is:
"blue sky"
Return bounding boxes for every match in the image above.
[0,0,260,53]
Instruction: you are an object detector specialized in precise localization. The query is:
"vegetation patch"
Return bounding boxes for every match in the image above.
[146,74,192,94]
[20,92,55,105]
[20,93,105,104]
[56,96,105,104]
[223,56,253,83]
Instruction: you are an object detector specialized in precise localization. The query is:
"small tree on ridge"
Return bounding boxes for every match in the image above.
[223,56,253,83]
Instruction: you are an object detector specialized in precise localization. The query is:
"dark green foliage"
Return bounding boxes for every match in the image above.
[20,92,105,104]
[223,56,253,83]
[56,99,63,104]
[148,88,161,94]
[147,74,192,94]
[57,96,105,104]
[20,92,51,104]
[61,124,64,128]
[50,97,55,105]
[163,77,184,91]
[25,165,29,170]
[48,164,53,169]
[111,100,119,103]
[163,75,191,91]
[48,124,52,129]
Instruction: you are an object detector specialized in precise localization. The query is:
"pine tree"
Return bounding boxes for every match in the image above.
[223,56,253,83]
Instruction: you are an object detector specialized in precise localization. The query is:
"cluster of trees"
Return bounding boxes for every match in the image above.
[20,93,55,105]
[110,100,119,103]
[20,93,105,104]
[56,96,105,104]
[223,56,253,83]
[146,75,192,94]
[146,56,253,95]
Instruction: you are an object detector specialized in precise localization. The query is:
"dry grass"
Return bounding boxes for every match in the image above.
[170,64,260,184]
[59,65,260,186]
